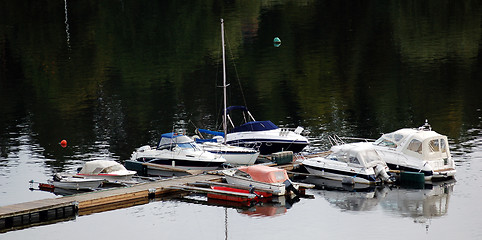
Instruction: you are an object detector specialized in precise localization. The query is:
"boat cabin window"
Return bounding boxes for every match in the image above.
[374,137,397,148]
[177,142,200,150]
[406,139,422,154]
[440,139,447,153]
[429,139,441,153]
[394,134,404,142]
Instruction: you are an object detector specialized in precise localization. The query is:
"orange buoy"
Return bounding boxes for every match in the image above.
[60,139,67,148]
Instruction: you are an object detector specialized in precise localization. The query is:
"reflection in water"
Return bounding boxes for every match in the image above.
[381,181,455,222]
[64,0,71,52]
[305,176,455,225]
[305,176,387,211]
[177,194,299,218]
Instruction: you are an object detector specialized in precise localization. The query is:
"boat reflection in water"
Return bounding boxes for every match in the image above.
[380,180,455,224]
[304,176,455,223]
[178,193,300,218]
[304,176,388,211]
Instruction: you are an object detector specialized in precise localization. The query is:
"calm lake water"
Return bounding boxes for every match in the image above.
[1,0,481,239]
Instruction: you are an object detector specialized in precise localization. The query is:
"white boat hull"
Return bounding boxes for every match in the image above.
[76,172,136,182]
[48,178,103,190]
[303,161,378,185]
[226,129,309,155]
[200,142,259,165]
[224,174,286,196]
[131,146,226,171]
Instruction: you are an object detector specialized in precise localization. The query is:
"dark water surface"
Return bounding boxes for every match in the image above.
[1,0,481,239]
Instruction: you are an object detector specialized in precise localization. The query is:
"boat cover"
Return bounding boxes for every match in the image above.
[230,121,278,133]
[79,160,127,175]
[195,138,218,143]
[238,165,288,183]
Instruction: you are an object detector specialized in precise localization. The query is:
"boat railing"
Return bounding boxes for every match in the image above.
[329,135,375,146]
[279,126,310,136]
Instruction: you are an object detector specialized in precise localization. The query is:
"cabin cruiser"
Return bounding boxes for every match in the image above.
[130,133,226,171]
[208,106,309,155]
[302,142,392,185]
[76,160,137,181]
[363,121,456,181]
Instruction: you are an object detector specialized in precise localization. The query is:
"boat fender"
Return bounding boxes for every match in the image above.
[283,179,300,196]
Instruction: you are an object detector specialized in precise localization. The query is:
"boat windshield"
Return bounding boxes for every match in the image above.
[177,142,201,151]
[374,136,397,148]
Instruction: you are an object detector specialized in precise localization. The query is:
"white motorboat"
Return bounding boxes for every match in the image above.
[76,160,137,182]
[363,121,456,181]
[194,137,259,165]
[130,133,226,171]
[196,19,309,156]
[302,142,392,185]
[222,106,310,155]
[48,173,103,190]
[222,165,313,196]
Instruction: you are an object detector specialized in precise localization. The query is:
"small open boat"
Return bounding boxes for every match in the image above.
[221,165,313,196]
[47,173,103,190]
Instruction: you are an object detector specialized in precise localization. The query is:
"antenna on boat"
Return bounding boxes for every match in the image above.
[419,119,432,131]
[221,18,228,144]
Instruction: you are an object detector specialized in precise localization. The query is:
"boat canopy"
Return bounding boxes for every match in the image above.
[79,160,127,175]
[197,128,225,137]
[330,143,384,167]
[158,133,197,148]
[230,121,279,133]
[374,128,451,161]
[238,165,288,183]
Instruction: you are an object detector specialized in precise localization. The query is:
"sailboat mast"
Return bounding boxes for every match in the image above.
[221,18,227,144]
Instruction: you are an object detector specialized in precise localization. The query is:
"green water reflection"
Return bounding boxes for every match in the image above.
[0,0,480,163]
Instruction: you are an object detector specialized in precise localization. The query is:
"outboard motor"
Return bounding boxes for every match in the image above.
[374,164,392,183]
[283,179,300,196]
[53,173,63,181]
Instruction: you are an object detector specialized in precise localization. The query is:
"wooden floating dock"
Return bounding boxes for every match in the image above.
[0,173,223,232]
[0,162,300,233]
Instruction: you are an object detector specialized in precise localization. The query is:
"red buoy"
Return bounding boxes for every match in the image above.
[60,139,67,148]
